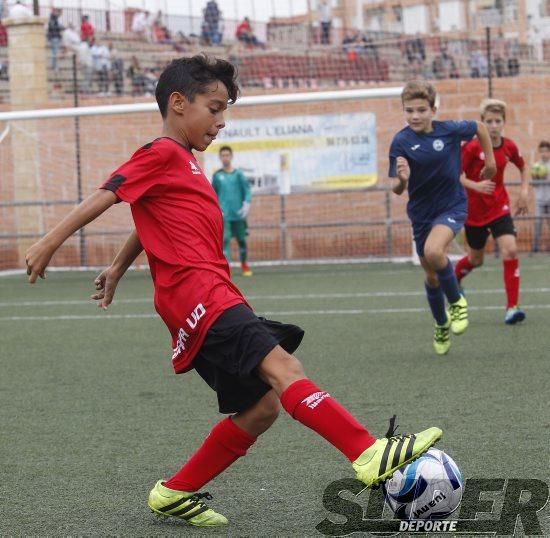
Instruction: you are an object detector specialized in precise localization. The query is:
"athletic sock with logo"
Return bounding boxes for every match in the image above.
[454,255,475,283]
[163,417,256,491]
[436,258,462,304]
[425,282,448,326]
[280,378,376,461]
[503,258,520,308]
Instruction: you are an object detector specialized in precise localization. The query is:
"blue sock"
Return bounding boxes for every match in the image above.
[436,259,461,304]
[425,282,448,326]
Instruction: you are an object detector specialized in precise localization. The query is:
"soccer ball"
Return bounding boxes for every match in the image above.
[531,162,548,180]
[382,448,463,520]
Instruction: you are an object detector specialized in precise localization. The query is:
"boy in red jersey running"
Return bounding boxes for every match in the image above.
[25,55,441,528]
[455,99,529,324]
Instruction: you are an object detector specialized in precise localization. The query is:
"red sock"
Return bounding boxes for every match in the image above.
[164,417,255,492]
[280,379,376,462]
[503,258,520,308]
[455,256,475,283]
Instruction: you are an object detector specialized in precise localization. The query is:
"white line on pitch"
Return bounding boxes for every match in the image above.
[1,303,550,321]
[2,287,550,307]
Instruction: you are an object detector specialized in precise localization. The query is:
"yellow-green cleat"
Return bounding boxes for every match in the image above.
[449,295,468,335]
[433,314,451,355]
[148,480,228,527]
[352,427,443,487]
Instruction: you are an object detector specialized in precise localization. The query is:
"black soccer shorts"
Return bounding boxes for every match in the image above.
[464,214,516,250]
[193,304,304,414]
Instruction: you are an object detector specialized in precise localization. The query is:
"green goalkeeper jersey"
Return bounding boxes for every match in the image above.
[212,168,252,221]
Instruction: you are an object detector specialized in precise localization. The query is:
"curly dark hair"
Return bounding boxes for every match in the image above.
[155,55,239,118]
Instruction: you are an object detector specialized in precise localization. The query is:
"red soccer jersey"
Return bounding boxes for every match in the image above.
[101,137,247,374]
[461,137,525,226]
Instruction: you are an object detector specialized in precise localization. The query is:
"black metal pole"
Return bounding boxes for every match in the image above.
[33,0,39,16]
[72,54,86,266]
[486,26,493,97]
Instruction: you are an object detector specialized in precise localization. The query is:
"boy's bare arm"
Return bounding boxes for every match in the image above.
[460,174,495,195]
[26,189,117,283]
[392,156,410,195]
[92,230,143,309]
[475,121,497,179]
[515,165,529,216]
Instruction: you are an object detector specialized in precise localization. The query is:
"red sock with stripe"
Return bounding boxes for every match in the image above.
[503,258,520,308]
[164,417,255,492]
[455,255,475,283]
[280,378,376,461]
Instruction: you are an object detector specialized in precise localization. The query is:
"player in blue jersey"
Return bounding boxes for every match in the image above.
[389,81,496,355]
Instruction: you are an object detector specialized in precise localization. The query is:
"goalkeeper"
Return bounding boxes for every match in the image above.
[212,145,253,276]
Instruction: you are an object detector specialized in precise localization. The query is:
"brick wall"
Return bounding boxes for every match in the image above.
[1,75,549,268]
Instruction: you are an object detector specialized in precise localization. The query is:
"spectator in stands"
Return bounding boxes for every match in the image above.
[0,60,8,81]
[342,32,358,49]
[507,56,520,76]
[80,14,94,42]
[90,37,110,95]
[469,49,488,78]
[361,33,378,59]
[404,35,426,63]
[77,38,93,93]
[108,42,124,96]
[235,17,263,49]
[318,0,332,45]
[8,1,33,18]
[494,55,507,77]
[127,55,156,96]
[47,8,63,72]
[132,9,153,43]
[433,45,459,79]
[203,0,221,45]
[127,55,145,95]
[62,22,81,54]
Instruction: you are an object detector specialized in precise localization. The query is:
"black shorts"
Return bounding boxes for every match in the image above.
[465,214,516,250]
[193,304,304,414]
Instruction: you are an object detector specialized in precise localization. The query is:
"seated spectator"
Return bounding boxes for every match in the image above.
[80,15,94,42]
[235,17,263,48]
[404,35,426,63]
[507,56,520,76]
[469,49,488,78]
[126,55,156,95]
[361,34,378,58]
[433,45,459,79]
[342,32,359,50]
[62,22,81,54]
[494,55,507,77]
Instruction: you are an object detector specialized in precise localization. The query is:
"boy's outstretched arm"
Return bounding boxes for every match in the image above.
[92,229,143,310]
[475,121,497,179]
[26,189,117,283]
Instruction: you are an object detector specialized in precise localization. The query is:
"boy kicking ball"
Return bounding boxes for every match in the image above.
[26,56,442,527]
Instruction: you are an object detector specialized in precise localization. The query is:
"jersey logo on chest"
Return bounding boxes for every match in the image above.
[433,139,444,151]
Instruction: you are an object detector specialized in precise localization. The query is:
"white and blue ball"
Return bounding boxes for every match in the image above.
[382,448,463,520]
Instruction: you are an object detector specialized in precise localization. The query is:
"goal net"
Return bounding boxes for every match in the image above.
[0,88,422,272]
